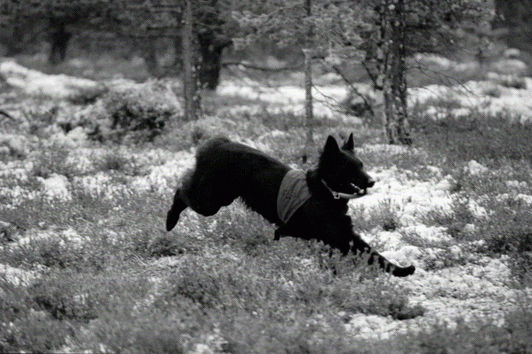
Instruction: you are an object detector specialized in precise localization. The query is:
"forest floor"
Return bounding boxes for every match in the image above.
[1,55,531,353]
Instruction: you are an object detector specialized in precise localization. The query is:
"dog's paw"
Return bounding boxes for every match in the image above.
[166,210,180,231]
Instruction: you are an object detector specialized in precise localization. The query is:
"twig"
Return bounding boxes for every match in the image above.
[222,61,303,72]
[330,64,375,117]
[0,109,14,121]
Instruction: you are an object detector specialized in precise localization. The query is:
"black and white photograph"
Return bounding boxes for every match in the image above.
[1,0,531,352]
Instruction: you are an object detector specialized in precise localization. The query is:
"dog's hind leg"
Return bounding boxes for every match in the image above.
[166,188,187,231]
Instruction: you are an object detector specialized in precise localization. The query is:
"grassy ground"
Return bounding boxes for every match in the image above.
[1,58,532,353]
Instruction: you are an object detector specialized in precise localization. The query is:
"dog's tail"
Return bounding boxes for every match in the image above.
[166,188,187,231]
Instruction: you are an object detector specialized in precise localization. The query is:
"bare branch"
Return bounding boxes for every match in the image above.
[221,61,303,72]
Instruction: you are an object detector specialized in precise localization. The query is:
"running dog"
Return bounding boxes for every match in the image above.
[166,134,415,277]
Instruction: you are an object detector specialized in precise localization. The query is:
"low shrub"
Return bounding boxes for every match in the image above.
[80,304,196,354]
[351,198,402,232]
[0,313,72,353]
[331,275,424,320]
[30,276,99,322]
[82,80,182,143]
[219,311,358,354]
[194,202,274,253]
[422,196,477,241]
[407,312,532,354]
[148,233,186,258]
[30,142,74,179]
[479,200,532,284]
[67,84,108,105]
[411,112,532,167]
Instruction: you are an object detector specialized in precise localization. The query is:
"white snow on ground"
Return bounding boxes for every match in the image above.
[218,79,352,119]
[345,256,517,341]
[0,264,37,286]
[11,227,87,251]
[409,78,532,123]
[219,71,532,124]
[130,150,195,195]
[37,173,71,200]
[0,61,99,98]
[338,148,529,339]
[349,164,455,227]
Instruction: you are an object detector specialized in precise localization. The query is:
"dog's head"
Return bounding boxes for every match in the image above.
[318,133,375,197]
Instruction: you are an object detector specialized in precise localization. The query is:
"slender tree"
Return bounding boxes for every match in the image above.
[183,0,202,121]
[302,0,314,161]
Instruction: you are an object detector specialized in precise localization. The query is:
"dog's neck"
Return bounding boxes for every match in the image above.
[306,169,349,213]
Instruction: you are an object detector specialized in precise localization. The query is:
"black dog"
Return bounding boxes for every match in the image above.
[166,134,415,277]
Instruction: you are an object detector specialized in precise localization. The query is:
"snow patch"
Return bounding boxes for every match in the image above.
[409,78,532,123]
[350,166,454,226]
[7,227,88,255]
[0,60,99,98]
[130,150,195,195]
[464,160,488,175]
[0,264,37,286]
[402,225,451,244]
[37,173,71,200]
[217,79,351,119]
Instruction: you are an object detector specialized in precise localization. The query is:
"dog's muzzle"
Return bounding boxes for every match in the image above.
[351,178,375,197]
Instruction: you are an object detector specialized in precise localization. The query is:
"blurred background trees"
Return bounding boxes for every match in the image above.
[0,0,235,86]
[492,0,532,62]
[1,0,525,144]
[232,0,492,144]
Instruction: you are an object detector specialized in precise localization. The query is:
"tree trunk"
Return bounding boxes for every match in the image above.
[197,33,231,90]
[302,48,314,163]
[142,37,161,78]
[302,0,314,163]
[49,20,72,65]
[376,0,412,145]
[182,0,201,121]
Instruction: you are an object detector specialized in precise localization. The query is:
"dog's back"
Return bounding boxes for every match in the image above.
[180,137,290,223]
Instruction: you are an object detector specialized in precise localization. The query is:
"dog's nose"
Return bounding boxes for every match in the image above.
[367,178,375,188]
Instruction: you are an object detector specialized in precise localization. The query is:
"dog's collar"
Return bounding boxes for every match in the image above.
[321,179,363,200]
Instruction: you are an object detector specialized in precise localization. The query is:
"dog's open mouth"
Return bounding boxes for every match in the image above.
[339,183,368,197]
[350,183,367,197]
[322,179,370,199]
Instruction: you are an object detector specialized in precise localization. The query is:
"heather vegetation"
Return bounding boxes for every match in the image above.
[1,52,532,352]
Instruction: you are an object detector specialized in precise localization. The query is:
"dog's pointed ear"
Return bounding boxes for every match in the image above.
[342,133,355,151]
[324,135,340,154]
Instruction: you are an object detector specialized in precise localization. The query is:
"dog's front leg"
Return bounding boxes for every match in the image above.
[349,232,415,277]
